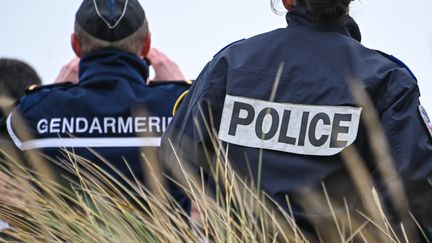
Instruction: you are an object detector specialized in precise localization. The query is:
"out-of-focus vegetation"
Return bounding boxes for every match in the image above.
[0,81,429,242]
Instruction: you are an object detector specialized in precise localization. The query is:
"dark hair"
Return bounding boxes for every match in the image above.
[75,19,149,55]
[0,58,42,100]
[270,0,352,20]
[302,0,352,22]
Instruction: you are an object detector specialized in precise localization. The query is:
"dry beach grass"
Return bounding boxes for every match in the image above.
[0,76,430,242]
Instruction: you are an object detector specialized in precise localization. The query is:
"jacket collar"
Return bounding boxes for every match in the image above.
[78,48,149,86]
[286,5,353,38]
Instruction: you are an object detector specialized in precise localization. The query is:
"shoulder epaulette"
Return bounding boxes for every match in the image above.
[148,80,193,87]
[25,82,76,95]
[213,39,245,58]
[375,50,417,81]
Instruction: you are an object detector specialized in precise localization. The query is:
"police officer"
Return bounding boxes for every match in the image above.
[4,0,190,210]
[161,0,432,238]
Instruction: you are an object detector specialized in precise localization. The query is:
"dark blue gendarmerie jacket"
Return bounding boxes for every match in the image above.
[161,5,432,235]
[6,49,190,211]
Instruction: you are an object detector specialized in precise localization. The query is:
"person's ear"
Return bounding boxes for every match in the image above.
[140,32,152,58]
[71,33,82,58]
[282,0,295,10]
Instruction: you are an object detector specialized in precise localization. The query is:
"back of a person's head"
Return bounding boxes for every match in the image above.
[0,58,41,100]
[74,0,149,55]
[299,0,352,22]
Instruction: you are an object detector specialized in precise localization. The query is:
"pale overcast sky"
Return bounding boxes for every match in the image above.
[1,0,431,111]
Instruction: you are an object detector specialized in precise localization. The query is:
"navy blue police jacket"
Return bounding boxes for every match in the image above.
[6,49,190,211]
[161,5,432,234]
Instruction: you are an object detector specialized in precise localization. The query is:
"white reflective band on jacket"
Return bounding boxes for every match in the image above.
[6,112,162,151]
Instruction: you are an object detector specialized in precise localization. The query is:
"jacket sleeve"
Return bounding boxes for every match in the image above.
[0,114,5,131]
[0,102,16,142]
[0,114,7,140]
[160,57,228,179]
[378,67,432,236]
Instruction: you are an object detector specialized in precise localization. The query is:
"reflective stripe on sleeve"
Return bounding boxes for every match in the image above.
[13,137,162,151]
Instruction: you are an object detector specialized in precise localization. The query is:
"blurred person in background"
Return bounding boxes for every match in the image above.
[0,58,41,107]
[0,59,41,236]
[0,58,42,142]
[3,0,191,211]
[161,0,432,240]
